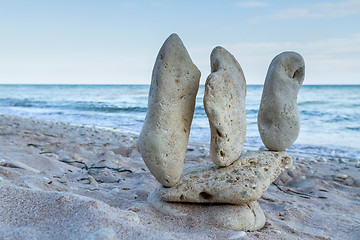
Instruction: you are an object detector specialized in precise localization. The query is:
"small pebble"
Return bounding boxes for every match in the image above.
[60,156,71,163]
[88,169,99,175]
[309,159,317,164]
[130,207,139,212]
[88,175,99,188]
[0,176,3,183]
[56,179,68,186]
[321,157,328,162]
[338,159,347,164]
[344,178,353,186]
[271,229,282,234]
[299,175,306,181]
[334,174,348,180]
[110,187,120,194]
[104,151,116,157]
[228,231,246,239]
[73,154,83,162]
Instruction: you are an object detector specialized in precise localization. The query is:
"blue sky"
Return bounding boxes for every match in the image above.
[0,0,359,85]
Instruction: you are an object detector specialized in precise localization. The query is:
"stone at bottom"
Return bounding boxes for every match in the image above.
[147,190,265,231]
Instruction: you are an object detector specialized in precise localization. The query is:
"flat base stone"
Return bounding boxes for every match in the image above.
[147,190,265,231]
[158,150,292,205]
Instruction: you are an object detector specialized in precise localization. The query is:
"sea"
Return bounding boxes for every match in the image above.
[0,85,359,160]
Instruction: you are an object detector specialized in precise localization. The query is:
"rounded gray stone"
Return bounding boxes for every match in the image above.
[258,51,305,151]
[137,34,201,187]
[148,190,265,231]
[204,46,247,167]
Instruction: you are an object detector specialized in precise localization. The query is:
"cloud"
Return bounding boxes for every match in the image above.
[271,8,321,19]
[236,34,360,84]
[236,1,268,8]
[189,34,360,84]
[271,0,360,20]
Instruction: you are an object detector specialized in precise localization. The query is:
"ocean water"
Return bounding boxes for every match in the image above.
[0,84,359,159]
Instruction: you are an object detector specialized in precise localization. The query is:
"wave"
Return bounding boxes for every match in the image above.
[287,144,360,160]
[346,126,360,131]
[0,99,47,108]
[300,110,329,117]
[298,100,328,106]
[0,98,148,113]
[246,109,258,115]
[72,103,147,113]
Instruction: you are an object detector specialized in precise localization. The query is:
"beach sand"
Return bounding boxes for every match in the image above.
[0,114,359,239]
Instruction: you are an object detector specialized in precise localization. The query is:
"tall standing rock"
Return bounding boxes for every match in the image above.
[204,46,246,167]
[137,34,201,187]
[258,51,305,151]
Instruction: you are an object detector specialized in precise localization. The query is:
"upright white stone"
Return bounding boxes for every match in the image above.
[258,51,305,151]
[137,34,201,187]
[204,46,246,166]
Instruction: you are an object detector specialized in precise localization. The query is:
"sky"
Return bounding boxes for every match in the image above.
[0,0,359,85]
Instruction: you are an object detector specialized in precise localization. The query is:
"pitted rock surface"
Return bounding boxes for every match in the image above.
[158,151,292,204]
[137,34,201,187]
[204,46,247,167]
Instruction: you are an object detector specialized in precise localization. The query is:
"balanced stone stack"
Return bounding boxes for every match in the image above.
[138,34,304,231]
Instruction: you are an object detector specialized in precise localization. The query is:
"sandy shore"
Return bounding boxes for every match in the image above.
[0,114,359,239]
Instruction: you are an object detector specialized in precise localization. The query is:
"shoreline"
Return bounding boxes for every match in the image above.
[1,84,359,160]
[2,112,359,161]
[0,114,359,239]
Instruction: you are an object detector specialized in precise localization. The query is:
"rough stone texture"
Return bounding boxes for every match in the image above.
[258,51,305,151]
[148,190,265,231]
[213,201,265,231]
[204,46,246,167]
[137,34,201,187]
[158,151,292,204]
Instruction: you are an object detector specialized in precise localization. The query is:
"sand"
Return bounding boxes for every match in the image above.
[0,114,359,239]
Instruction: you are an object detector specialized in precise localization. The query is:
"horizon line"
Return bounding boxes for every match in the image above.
[0,83,359,86]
